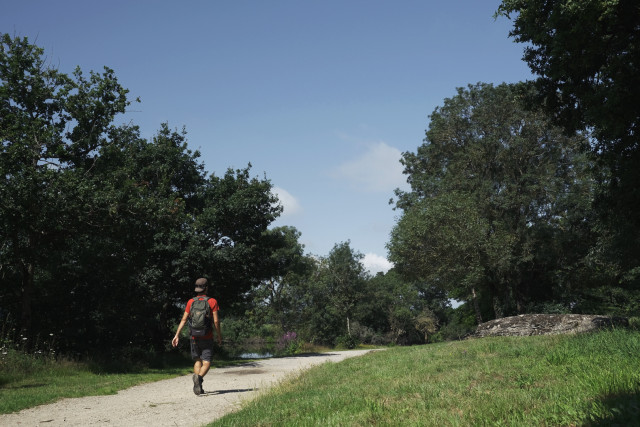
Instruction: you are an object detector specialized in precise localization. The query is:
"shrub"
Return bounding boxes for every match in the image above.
[275,332,301,356]
[335,335,358,349]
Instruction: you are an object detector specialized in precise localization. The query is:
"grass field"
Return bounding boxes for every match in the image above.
[211,329,640,426]
[2,329,639,425]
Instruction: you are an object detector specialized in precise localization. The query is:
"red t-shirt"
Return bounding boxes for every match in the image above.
[185,296,219,340]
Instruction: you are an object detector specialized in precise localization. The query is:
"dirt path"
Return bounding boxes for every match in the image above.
[0,350,375,426]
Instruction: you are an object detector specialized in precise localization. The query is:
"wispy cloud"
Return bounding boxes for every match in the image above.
[362,253,393,275]
[333,141,408,193]
[272,186,302,217]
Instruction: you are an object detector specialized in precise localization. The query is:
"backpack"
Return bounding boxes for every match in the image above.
[189,296,212,337]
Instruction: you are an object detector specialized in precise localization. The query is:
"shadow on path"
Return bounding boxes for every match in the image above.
[201,388,256,396]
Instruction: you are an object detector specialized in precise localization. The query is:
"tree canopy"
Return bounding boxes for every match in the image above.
[498,0,640,293]
[389,83,594,321]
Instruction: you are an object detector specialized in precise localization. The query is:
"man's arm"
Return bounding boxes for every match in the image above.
[171,311,189,347]
[212,311,222,345]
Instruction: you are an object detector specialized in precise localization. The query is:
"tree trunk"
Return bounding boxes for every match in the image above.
[493,296,504,319]
[471,287,483,324]
[346,316,351,337]
[20,262,34,336]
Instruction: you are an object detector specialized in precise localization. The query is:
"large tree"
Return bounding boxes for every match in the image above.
[389,83,594,321]
[189,164,283,311]
[288,241,368,345]
[498,0,640,291]
[0,34,131,335]
[247,226,313,331]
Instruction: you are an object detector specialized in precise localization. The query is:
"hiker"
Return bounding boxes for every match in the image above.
[172,278,222,395]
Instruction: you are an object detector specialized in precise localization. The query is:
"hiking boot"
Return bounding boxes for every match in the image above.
[192,373,202,395]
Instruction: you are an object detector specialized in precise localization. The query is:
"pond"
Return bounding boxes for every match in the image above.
[237,352,273,359]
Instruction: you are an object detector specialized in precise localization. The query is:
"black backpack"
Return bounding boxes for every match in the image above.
[189,296,212,337]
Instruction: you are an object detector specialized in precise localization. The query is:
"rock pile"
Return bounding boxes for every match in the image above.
[473,314,629,338]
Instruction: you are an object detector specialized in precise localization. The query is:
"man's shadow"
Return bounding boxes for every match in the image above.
[201,388,256,396]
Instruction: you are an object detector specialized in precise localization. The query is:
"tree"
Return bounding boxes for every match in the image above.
[414,308,439,343]
[286,242,369,346]
[189,165,283,312]
[497,0,639,149]
[0,33,131,335]
[354,269,450,345]
[325,241,368,338]
[389,192,494,323]
[4,122,208,353]
[497,0,640,293]
[389,83,593,321]
[247,226,313,331]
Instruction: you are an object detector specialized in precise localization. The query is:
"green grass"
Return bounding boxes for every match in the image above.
[212,329,640,426]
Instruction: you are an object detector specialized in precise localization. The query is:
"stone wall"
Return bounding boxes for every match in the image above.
[473,314,629,338]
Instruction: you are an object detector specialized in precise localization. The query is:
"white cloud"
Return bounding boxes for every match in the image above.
[272,186,302,217]
[334,141,408,193]
[362,253,393,275]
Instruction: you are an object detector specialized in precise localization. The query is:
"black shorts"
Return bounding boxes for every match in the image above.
[190,338,214,362]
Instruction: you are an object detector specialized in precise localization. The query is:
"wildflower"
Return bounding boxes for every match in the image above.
[49,333,54,337]
[22,337,27,341]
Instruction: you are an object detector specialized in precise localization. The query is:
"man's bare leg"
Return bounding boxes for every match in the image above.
[192,359,204,395]
[198,360,211,377]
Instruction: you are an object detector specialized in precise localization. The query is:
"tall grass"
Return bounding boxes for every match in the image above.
[212,329,640,426]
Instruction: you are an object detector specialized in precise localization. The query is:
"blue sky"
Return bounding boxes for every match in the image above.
[3,1,533,273]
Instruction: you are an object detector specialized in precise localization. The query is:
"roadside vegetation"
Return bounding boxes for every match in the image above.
[2,329,638,423]
[213,329,640,426]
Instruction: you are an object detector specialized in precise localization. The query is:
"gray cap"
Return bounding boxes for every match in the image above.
[194,278,208,292]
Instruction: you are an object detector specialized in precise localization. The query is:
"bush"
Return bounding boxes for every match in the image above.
[526,302,571,314]
[275,332,301,356]
[349,321,383,345]
[335,335,358,349]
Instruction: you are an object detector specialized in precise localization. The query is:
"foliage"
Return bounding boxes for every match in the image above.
[284,242,369,346]
[497,0,639,151]
[275,331,301,356]
[389,82,595,322]
[432,304,478,342]
[0,34,290,356]
[498,0,640,307]
[246,226,313,332]
[0,33,132,338]
[334,334,358,350]
[414,308,439,343]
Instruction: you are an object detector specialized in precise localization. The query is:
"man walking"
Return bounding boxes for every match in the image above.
[172,278,222,395]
